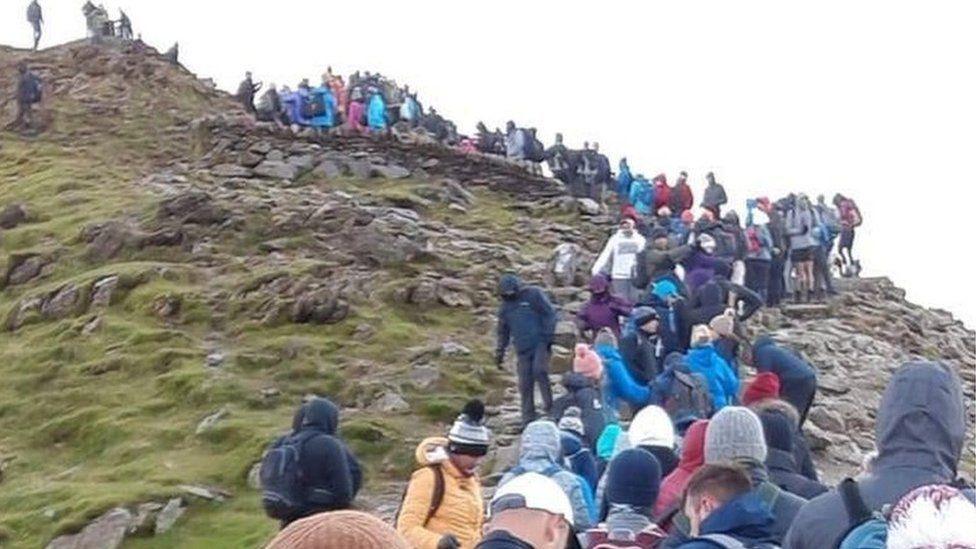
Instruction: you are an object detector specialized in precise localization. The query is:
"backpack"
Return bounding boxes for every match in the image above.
[393,465,446,528]
[689,533,780,549]
[303,93,326,118]
[663,370,713,429]
[745,226,762,254]
[837,478,888,549]
[259,432,315,520]
[525,133,546,162]
[584,524,667,548]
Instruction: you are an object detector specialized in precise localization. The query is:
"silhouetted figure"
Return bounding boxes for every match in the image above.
[163,42,179,65]
[27,1,43,51]
[118,9,133,40]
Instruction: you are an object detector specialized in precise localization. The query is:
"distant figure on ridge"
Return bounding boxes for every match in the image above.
[7,63,42,132]
[163,42,179,65]
[237,71,262,115]
[118,9,133,41]
[27,0,43,51]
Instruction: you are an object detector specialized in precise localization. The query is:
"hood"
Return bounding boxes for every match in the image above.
[874,362,965,478]
[415,436,450,466]
[519,420,562,464]
[302,397,339,435]
[291,404,307,432]
[588,274,610,294]
[751,335,775,358]
[699,491,775,539]
[697,282,724,307]
[561,371,594,391]
[678,419,709,471]
[597,424,624,460]
[628,406,675,449]
[498,274,521,298]
[560,431,583,456]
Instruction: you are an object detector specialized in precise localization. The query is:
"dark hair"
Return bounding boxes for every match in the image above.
[684,464,751,507]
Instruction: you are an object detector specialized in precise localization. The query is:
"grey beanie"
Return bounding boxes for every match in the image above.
[704,406,768,464]
[447,400,490,456]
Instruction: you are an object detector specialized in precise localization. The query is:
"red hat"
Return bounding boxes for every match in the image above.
[742,372,781,405]
[621,205,639,222]
[680,210,694,223]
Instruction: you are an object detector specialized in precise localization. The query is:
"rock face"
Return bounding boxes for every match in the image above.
[46,508,132,549]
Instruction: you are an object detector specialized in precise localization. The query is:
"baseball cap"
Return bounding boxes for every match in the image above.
[490,472,574,525]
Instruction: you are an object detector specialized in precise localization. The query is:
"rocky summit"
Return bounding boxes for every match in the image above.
[0,41,972,548]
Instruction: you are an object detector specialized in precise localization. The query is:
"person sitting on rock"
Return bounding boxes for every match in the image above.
[619,307,662,385]
[550,344,609,451]
[674,464,777,548]
[499,420,598,529]
[592,218,647,304]
[784,362,967,549]
[557,408,599,492]
[583,448,667,549]
[397,400,490,549]
[237,71,262,114]
[654,419,709,521]
[477,472,576,549]
[576,274,633,341]
[757,410,827,500]
[684,326,739,411]
[749,336,817,426]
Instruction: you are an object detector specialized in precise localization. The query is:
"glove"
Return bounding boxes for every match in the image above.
[437,534,461,549]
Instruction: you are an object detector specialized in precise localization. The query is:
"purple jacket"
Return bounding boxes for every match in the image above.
[683,250,729,293]
[577,294,633,337]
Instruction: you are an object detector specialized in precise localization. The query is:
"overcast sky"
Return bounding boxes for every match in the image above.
[3,1,974,325]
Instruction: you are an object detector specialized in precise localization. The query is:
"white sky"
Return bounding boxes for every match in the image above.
[3,1,975,325]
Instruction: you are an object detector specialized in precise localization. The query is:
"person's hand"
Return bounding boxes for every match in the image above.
[437,534,461,549]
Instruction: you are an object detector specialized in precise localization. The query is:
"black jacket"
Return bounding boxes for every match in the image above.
[765,448,828,500]
[476,530,535,549]
[620,330,659,385]
[550,372,608,451]
[294,398,360,519]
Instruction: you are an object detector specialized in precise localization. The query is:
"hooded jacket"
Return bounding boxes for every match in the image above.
[294,398,358,519]
[682,249,731,294]
[592,230,647,281]
[628,405,680,478]
[474,530,534,549]
[634,244,693,290]
[750,399,818,482]
[785,206,820,251]
[397,437,484,549]
[496,275,556,356]
[617,162,634,199]
[499,421,597,529]
[620,316,661,385]
[701,182,728,210]
[751,337,817,421]
[367,93,387,130]
[629,177,656,215]
[783,362,966,549]
[551,372,610,451]
[675,491,776,549]
[655,420,708,518]
[596,343,652,415]
[765,447,827,501]
[577,276,633,337]
[685,344,739,411]
[653,175,672,211]
[561,430,599,492]
[308,86,338,128]
[670,180,694,214]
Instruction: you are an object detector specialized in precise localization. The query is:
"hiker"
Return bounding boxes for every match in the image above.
[495,274,556,427]
[720,211,747,287]
[267,510,409,549]
[261,398,361,526]
[308,80,338,129]
[756,197,787,306]
[577,275,633,340]
[670,172,694,214]
[10,63,42,131]
[758,410,827,500]
[583,449,668,548]
[652,174,671,212]
[617,158,634,203]
[163,42,179,65]
[594,330,653,417]
[347,93,365,133]
[682,234,732,295]
[749,336,817,425]
[634,227,693,295]
[701,172,728,219]
[629,174,655,216]
[654,419,709,519]
[747,393,819,484]
[590,143,612,201]
[783,362,966,549]
[812,195,839,298]
[708,311,741,377]
[499,420,598,529]
[118,9,133,40]
[743,203,774,303]
[620,307,662,385]
[366,89,387,131]
[256,84,285,125]
[550,344,609,451]
[400,93,421,127]
[397,400,489,549]
[885,484,976,548]
[833,193,862,274]
[237,72,262,114]
[674,464,777,548]
[627,405,680,477]
[550,242,582,287]
[557,408,599,492]
[784,194,821,303]
[545,133,575,184]
[680,282,729,351]
[27,1,43,51]
[477,472,576,549]
[684,326,739,411]
[592,218,647,303]
[504,121,525,160]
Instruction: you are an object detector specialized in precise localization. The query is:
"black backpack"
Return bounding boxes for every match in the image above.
[394,465,446,527]
[259,432,314,520]
[663,369,713,429]
[525,134,546,162]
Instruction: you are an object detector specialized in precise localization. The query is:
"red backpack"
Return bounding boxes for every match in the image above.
[745,226,762,254]
[584,524,667,548]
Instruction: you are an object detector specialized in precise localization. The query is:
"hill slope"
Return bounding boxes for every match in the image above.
[0,41,972,548]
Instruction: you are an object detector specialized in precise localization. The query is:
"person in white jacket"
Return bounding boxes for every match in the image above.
[591,218,646,303]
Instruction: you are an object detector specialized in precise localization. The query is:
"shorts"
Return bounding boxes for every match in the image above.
[790,248,814,262]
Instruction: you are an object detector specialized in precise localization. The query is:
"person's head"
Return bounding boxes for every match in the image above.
[633,307,660,335]
[706,172,716,185]
[506,120,515,131]
[266,510,409,549]
[741,372,781,406]
[619,218,636,237]
[657,206,673,218]
[555,132,563,144]
[593,142,600,152]
[588,274,610,297]
[678,171,688,183]
[704,406,768,465]
[557,407,586,439]
[680,209,695,226]
[683,464,753,536]
[832,193,845,207]
[758,410,794,454]
[620,157,628,166]
[690,325,713,348]
[18,62,28,75]
[447,399,490,476]
[572,344,603,382]
[708,310,735,338]
[628,405,675,450]
[519,420,562,464]
[816,194,826,205]
[583,141,590,150]
[606,448,662,514]
[487,472,575,549]
[697,234,717,254]
[594,327,618,350]
[245,71,252,79]
[887,484,976,548]
[497,274,521,301]
[301,396,340,435]
[649,227,669,250]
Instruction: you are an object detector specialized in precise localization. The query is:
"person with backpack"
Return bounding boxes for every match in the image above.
[504,121,526,160]
[477,472,577,549]
[308,79,338,129]
[550,345,609,450]
[784,194,821,303]
[256,84,287,126]
[27,1,43,51]
[117,9,133,40]
[522,128,547,163]
[743,205,774,303]
[629,174,656,216]
[649,352,714,433]
[592,218,647,304]
[634,227,693,295]
[755,198,787,306]
[654,419,709,520]
[495,274,557,428]
[367,89,387,131]
[400,93,421,127]
[397,400,490,549]
[674,464,778,549]
[11,63,42,131]
[833,193,862,274]
[684,326,739,411]
[545,133,575,185]
[577,275,634,340]
[749,336,817,426]
[701,172,728,220]
[757,411,827,500]
[783,361,967,549]
[583,449,668,549]
[558,408,600,492]
[620,307,662,385]
[237,71,262,115]
[671,172,695,214]
[594,330,653,418]
[627,405,680,477]
[260,397,361,527]
[499,420,598,529]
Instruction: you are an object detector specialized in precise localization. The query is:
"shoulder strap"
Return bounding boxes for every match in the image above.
[424,464,446,526]
[757,481,781,509]
[695,533,748,549]
[839,478,872,527]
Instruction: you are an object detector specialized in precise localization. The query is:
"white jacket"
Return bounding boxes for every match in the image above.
[591,231,647,280]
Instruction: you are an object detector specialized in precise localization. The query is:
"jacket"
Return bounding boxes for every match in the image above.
[596,343,652,414]
[751,337,816,418]
[592,230,647,281]
[750,399,818,482]
[675,491,776,549]
[783,362,966,549]
[784,207,820,251]
[764,448,827,500]
[670,181,694,213]
[367,94,387,130]
[293,398,358,520]
[397,437,484,549]
[701,183,728,210]
[500,421,597,529]
[346,100,365,130]
[634,245,693,290]
[629,177,655,215]
[505,129,525,159]
[550,372,610,451]
[620,330,659,385]
[475,530,534,549]
[27,1,42,23]
[496,275,556,355]
[308,86,338,128]
[745,224,774,262]
[653,176,672,211]
[577,278,633,337]
[684,345,739,410]
[654,419,708,517]
[617,163,634,199]
[682,250,730,294]
[562,431,599,491]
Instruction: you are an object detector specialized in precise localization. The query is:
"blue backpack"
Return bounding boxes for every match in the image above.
[259,432,315,520]
[837,478,887,549]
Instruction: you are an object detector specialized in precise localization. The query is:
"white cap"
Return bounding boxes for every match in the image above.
[490,472,575,526]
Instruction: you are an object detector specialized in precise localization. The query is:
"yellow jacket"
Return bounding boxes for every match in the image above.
[396,437,484,549]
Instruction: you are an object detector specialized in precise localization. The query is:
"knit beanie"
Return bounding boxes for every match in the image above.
[573,344,603,381]
[759,410,795,453]
[447,400,490,456]
[631,307,660,329]
[594,327,618,348]
[557,406,585,438]
[704,406,768,464]
[690,325,713,348]
[606,448,662,508]
[742,372,781,406]
[266,510,409,549]
[628,405,676,449]
[708,311,735,338]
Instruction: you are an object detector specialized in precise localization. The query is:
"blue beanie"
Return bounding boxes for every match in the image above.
[606,448,662,508]
[759,410,794,453]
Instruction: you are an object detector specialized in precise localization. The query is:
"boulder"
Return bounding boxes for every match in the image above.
[292,291,349,325]
[370,391,410,413]
[576,198,601,215]
[313,160,342,179]
[195,407,229,435]
[158,191,229,226]
[178,484,229,502]
[210,164,253,178]
[3,254,49,287]
[0,203,29,229]
[154,498,185,535]
[345,160,372,180]
[371,164,411,179]
[254,160,300,180]
[128,502,163,537]
[441,341,472,357]
[46,508,132,549]
[42,284,80,319]
[90,276,119,308]
[409,365,441,389]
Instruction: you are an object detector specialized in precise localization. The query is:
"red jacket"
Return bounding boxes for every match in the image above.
[654,419,708,518]
[653,174,671,212]
[673,181,694,213]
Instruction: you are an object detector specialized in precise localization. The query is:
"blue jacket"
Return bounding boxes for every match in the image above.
[685,345,739,410]
[676,491,776,549]
[496,275,556,356]
[617,162,634,200]
[308,86,337,128]
[596,343,652,415]
[629,177,655,215]
[752,336,817,418]
[561,431,599,492]
[367,94,387,130]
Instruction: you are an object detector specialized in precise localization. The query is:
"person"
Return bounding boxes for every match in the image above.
[783,361,966,549]
[747,395,819,484]
[701,172,728,219]
[749,336,816,426]
[576,275,633,339]
[118,9,132,40]
[27,0,43,51]
[627,405,680,477]
[583,449,667,548]
[237,72,262,114]
[477,472,576,549]
[256,84,285,125]
[682,234,731,295]
[495,274,557,427]
[594,330,652,416]
[675,464,777,548]
[590,143,612,201]
[163,42,179,65]
[811,195,838,299]
[784,194,821,303]
[886,484,976,548]
[684,326,739,411]
[743,204,774,303]
[757,411,827,500]
[617,158,634,203]
[499,420,597,529]
[545,133,574,184]
[366,89,387,131]
[633,227,692,294]
[833,193,862,274]
[670,171,694,214]
[629,174,655,216]
[654,419,709,519]
[10,63,42,131]
[400,93,421,127]
[619,307,662,385]
[550,345,609,450]
[756,198,787,306]
[740,373,780,408]
[397,400,490,549]
[347,93,366,133]
[308,80,338,129]
[504,121,525,160]
[266,510,410,549]
[651,174,671,213]
[591,218,647,303]
[558,409,599,492]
